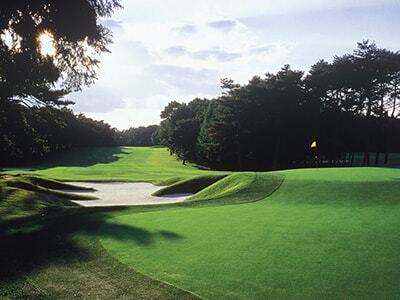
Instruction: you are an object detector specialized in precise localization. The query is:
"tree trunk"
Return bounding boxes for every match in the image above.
[363,96,373,166]
[384,130,389,165]
[384,151,389,164]
[375,151,380,165]
[363,150,370,166]
[391,85,397,118]
[272,135,281,170]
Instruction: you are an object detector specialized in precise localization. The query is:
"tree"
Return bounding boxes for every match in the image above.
[0,0,121,105]
[158,101,185,151]
[0,0,121,165]
[120,125,160,146]
[333,41,400,165]
[160,41,400,170]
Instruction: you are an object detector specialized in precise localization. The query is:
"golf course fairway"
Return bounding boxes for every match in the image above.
[2,147,400,299]
[100,167,400,299]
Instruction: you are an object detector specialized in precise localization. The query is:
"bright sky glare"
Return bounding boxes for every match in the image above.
[70,0,400,129]
[38,31,56,56]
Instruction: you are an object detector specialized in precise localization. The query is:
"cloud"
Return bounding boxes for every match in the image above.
[193,47,241,62]
[150,64,220,94]
[100,18,123,30]
[165,45,188,56]
[207,19,237,31]
[71,87,126,113]
[70,0,400,130]
[165,45,241,62]
[249,44,276,55]
[171,24,197,35]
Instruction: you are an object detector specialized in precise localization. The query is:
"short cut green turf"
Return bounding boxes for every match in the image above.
[9,147,224,184]
[100,167,400,299]
[3,148,400,299]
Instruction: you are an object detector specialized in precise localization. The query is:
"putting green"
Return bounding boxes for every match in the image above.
[100,167,400,299]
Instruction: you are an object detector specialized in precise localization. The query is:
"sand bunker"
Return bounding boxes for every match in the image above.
[64,182,192,207]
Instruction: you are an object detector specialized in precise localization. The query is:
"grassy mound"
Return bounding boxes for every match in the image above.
[100,167,400,299]
[24,175,95,191]
[152,174,226,196]
[153,172,284,206]
[186,172,283,203]
[0,175,95,225]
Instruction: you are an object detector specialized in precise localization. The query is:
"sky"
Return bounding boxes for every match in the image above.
[70,0,400,129]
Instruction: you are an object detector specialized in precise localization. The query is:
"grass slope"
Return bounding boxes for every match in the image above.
[186,172,283,204]
[100,167,400,299]
[153,172,284,206]
[8,147,222,184]
[152,174,226,196]
[0,175,96,226]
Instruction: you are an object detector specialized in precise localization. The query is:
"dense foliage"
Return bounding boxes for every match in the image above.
[119,125,160,146]
[0,0,121,105]
[0,0,126,165]
[160,41,400,170]
[0,102,119,165]
[0,102,163,165]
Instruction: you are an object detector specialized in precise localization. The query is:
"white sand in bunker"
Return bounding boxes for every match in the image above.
[64,182,192,207]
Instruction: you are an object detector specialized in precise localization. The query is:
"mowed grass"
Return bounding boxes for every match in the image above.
[100,167,400,299]
[3,147,400,299]
[0,147,218,299]
[18,147,220,183]
[0,209,198,299]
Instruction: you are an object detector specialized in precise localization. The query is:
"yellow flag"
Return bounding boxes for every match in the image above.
[310,140,317,149]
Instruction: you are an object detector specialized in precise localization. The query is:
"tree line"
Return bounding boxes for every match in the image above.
[158,41,400,170]
[119,125,160,146]
[0,101,160,165]
[1,0,121,166]
[0,102,113,165]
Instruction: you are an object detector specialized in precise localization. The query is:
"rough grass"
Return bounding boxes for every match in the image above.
[4,177,96,200]
[23,175,95,191]
[0,175,97,225]
[100,167,400,299]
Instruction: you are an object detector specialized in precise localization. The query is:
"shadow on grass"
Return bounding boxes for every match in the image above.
[0,207,183,283]
[100,220,184,246]
[30,147,130,170]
